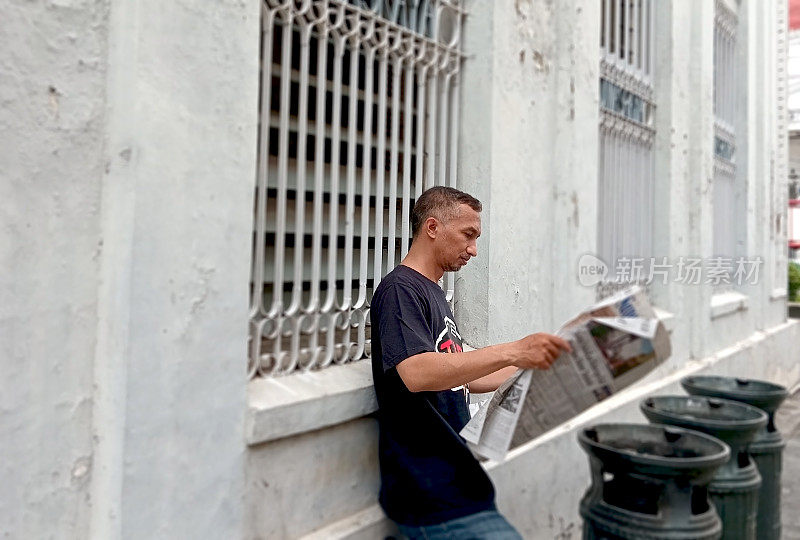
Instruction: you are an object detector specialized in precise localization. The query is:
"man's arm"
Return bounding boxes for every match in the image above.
[468,366,518,394]
[396,333,570,392]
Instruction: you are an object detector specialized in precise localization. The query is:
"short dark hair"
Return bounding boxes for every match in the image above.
[411,186,482,239]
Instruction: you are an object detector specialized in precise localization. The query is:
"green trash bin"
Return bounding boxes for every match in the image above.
[681,376,789,540]
[579,423,729,540]
[640,396,767,540]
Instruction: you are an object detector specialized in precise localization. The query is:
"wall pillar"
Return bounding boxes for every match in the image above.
[89,1,260,537]
[457,0,599,343]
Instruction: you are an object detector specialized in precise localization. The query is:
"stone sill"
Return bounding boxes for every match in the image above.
[710,290,749,320]
[247,307,679,445]
[771,287,788,301]
[246,361,376,446]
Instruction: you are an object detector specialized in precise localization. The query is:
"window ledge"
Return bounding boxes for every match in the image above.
[246,361,376,446]
[710,290,749,320]
[771,287,788,301]
[244,307,677,446]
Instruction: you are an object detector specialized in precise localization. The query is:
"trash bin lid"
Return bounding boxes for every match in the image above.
[579,423,730,477]
[641,395,767,447]
[681,375,789,413]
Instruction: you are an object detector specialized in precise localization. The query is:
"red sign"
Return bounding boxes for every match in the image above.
[791,0,800,30]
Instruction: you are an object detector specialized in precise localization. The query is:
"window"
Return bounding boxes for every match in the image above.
[598,0,656,287]
[712,0,740,265]
[249,0,465,377]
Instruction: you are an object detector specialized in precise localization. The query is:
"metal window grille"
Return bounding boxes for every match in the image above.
[249,0,465,378]
[712,1,738,260]
[598,0,656,279]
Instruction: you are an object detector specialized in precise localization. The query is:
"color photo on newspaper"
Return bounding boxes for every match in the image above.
[588,320,656,378]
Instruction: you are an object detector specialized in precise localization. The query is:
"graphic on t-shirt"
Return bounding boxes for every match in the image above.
[435,316,463,354]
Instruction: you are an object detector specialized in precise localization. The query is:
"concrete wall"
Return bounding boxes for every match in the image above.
[456,0,599,344]
[91,0,259,537]
[246,417,380,539]
[2,0,795,539]
[249,1,799,538]
[1,1,108,537]
[1,0,260,538]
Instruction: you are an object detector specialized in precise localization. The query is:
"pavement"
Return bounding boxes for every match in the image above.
[778,383,800,539]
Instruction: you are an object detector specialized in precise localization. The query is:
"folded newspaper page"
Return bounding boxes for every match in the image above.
[460,286,671,461]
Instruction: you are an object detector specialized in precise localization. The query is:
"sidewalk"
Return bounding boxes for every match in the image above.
[777,383,800,539]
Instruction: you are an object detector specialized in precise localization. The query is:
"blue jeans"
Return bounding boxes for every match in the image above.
[396,509,523,540]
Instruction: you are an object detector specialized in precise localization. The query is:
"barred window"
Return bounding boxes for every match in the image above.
[598,0,656,283]
[712,0,739,264]
[249,0,465,378]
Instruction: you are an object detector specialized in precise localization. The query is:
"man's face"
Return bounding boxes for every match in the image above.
[435,204,481,272]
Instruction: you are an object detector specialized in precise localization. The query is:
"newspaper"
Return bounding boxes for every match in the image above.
[460,286,671,461]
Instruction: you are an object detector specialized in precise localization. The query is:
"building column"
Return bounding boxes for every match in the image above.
[457,0,599,343]
[89,0,260,537]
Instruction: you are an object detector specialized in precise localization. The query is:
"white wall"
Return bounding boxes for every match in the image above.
[1,0,260,538]
[282,1,799,538]
[246,417,380,539]
[0,1,108,536]
[93,0,260,537]
[457,0,599,344]
[2,0,795,539]
[455,0,797,533]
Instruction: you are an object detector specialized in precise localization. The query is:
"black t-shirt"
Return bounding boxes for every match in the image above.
[370,264,495,526]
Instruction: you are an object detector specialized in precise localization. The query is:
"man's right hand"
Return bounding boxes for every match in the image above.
[507,333,572,370]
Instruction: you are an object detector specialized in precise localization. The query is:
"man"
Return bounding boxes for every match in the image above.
[371,186,571,539]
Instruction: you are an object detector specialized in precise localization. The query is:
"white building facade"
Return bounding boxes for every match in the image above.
[2,0,798,538]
